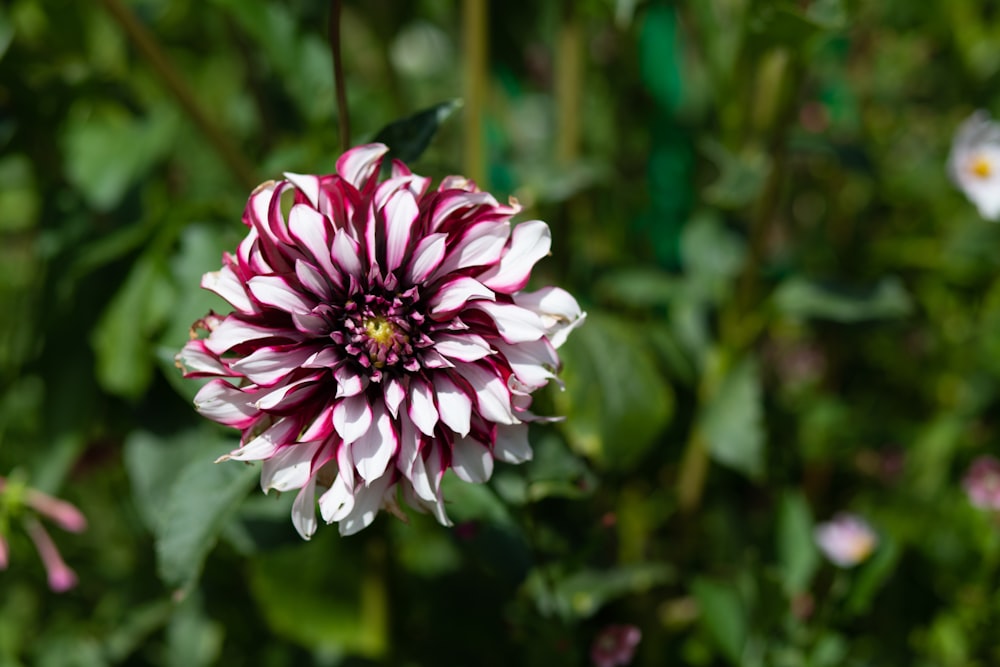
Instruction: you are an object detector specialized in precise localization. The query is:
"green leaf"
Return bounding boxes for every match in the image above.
[156,442,258,590]
[553,312,674,470]
[123,430,218,535]
[777,492,819,594]
[681,212,747,302]
[91,254,176,399]
[61,103,177,211]
[846,533,900,616]
[526,563,673,621]
[373,100,462,165]
[699,356,765,480]
[249,529,387,658]
[702,140,772,209]
[773,276,913,323]
[692,577,748,665]
[166,593,223,667]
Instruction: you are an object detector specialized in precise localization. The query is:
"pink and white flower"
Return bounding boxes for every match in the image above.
[948,110,1000,220]
[963,455,1000,511]
[177,143,584,537]
[814,513,877,568]
[591,624,642,667]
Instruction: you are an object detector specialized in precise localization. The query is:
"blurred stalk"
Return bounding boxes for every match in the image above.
[677,348,726,512]
[462,0,487,184]
[99,0,258,189]
[555,1,582,165]
[329,0,351,151]
[360,537,389,657]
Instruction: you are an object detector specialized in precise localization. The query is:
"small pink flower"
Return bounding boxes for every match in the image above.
[814,513,877,568]
[178,144,584,537]
[591,624,641,667]
[963,455,1000,511]
[25,519,78,592]
[0,476,85,593]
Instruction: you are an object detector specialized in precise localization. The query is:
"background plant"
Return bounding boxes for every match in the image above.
[2,0,1000,665]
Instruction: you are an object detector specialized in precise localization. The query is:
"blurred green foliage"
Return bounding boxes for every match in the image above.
[3,0,1000,665]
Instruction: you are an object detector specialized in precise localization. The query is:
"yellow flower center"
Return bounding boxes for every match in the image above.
[364,316,395,346]
[970,155,993,179]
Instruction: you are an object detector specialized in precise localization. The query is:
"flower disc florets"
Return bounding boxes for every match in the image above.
[177,143,585,537]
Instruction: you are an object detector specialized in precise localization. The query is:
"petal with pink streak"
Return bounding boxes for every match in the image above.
[336,144,389,189]
[432,373,472,437]
[176,340,229,377]
[434,333,494,362]
[469,301,548,344]
[480,220,552,292]
[384,377,406,418]
[431,221,510,279]
[288,204,341,285]
[453,362,517,425]
[331,228,364,279]
[334,363,368,397]
[247,275,316,315]
[260,441,322,492]
[201,264,256,314]
[193,379,258,428]
[284,172,322,208]
[408,377,439,436]
[382,188,419,274]
[295,259,333,301]
[291,475,318,539]
[319,473,356,523]
[230,344,317,386]
[353,403,397,484]
[333,394,373,444]
[451,437,494,484]
[427,277,495,318]
[225,417,301,461]
[513,286,586,348]
[205,317,292,356]
[405,232,448,284]
[339,473,394,536]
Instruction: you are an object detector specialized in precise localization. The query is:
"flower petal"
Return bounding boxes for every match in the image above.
[427,277,495,318]
[333,394,373,444]
[291,476,318,540]
[494,424,533,463]
[352,403,397,484]
[451,437,494,484]
[337,144,389,189]
[480,220,551,292]
[247,275,316,315]
[432,373,472,437]
[260,441,322,492]
[408,377,439,436]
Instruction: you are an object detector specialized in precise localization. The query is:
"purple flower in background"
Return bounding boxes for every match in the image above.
[0,476,87,592]
[948,110,1000,220]
[591,624,641,667]
[177,144,584,537]
[814,513,877,568]
[963,455,1000,511]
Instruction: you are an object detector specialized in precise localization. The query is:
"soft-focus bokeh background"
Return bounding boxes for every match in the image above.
[3,0,1000,665]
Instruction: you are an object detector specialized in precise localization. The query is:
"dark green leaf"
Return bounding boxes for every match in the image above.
[699,356,765,480]
[553,312,674,470]
[777,492,819,594]
[156,442,258,590]
[692,577,748,665]
[373,100,462,165]
[773,276,913,323]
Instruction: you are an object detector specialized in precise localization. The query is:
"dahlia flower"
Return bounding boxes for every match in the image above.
[948,110,1000,220]
[177,143,584,537]
[963,455,1000,511]
[813,513,877,568]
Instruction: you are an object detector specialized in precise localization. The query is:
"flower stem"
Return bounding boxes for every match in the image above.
[329,0,351,152]
[555,1,582,165]
[462,0,488,184]
[99,0,258,189]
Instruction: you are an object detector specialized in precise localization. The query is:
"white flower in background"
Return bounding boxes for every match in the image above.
[948,110,1000,220]
[814,513,877,568]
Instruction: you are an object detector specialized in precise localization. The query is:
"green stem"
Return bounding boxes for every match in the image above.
[462,0,488,184]
[555,0,582,165]
[329,0,351,152]
[99,0,258,189]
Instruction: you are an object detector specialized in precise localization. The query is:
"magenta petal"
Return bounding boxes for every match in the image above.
[336,144,389,189]
[432,373,472,437]
[405,232,448,284]
[408,377,439,436]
